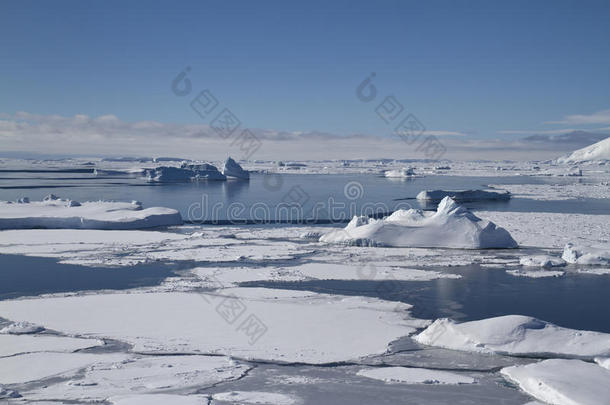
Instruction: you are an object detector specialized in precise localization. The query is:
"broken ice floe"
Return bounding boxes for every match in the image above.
[0,198,182,230]
[356,366,475,385]
[416,189,510,203]
[562,242,610,265]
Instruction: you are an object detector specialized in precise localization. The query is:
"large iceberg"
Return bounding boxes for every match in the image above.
[416,189,510,202]
[146,162,226,182]
[319,197,518,249]
[0,197,182,230]
[556,136,610,163]
[414,315,610,359]
[222,157,249,180]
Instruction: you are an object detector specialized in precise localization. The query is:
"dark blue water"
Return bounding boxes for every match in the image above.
[1,170,608,221]
[246,264,610,333]
[0,254,183,300]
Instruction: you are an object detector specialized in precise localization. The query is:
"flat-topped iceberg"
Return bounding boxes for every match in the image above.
[0,197,182,230]
[414,315,610,359]
[562,243,610,265]
[222,157,249,180]
[416,189,510,202]
[146,162,226,182]
[501,359,610,405]
[319,197,518,249]
[384,167,415,178]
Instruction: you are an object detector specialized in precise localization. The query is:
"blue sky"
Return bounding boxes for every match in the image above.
[1,0,610,157]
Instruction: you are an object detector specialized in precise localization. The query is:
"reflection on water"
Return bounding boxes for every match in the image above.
[247,265,610,333]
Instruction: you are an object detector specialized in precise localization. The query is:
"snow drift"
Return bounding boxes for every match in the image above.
[416,189,510,202]
[556,136,610,163]
[319,197,517,249]
[222,157,249,180]
[0,197,182,230]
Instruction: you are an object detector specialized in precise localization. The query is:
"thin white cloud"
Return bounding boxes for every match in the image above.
[545,109,610,125]
[497,127,610,135]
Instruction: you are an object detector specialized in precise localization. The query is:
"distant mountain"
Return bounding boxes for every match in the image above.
[556,136,610,163]
[523,130,608,145]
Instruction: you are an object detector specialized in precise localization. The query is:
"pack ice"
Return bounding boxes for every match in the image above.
[0,196,182,230]
[320,197,518,249]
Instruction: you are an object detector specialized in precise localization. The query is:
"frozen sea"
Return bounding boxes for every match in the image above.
[1,159,609,404]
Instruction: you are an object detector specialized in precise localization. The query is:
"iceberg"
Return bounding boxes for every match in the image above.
[319,197,518,249]
[0,198,182,230]
[414,315,610,359]
[501,359,610,405]
[384,167,415,178]
[146,162,226,182]
[562,243,610,265]
[222,157,250,179]
[556,136,610,163]
[416,189,510,202]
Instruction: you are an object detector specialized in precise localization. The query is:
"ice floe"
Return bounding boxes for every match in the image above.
[414,315,610,359]
[22,355,249,402]
[0,334,103,357]
[416,189,510,203]
[506,269,564,278]
[519,255,566,268]
[0,288,426,364]
[110,394,210,405]
[212,391,298,405]
[194,262,460,288]
[562,243,610,265]
[320,197,518,249]
[501,359,610,405]
[357,366,475,385]
[222,157,250,180]
[0,198,182,230]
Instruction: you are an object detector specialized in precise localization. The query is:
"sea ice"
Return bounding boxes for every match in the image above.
[506,269,564,278]
[0,288,425,364]
[0,199,182,230]
[320,197,518,249]
[0,334,103,357]
[416,189,510,203]
[212,391,298,405]
[110,394,209,405]
[501,359,610,405]
[356,366,475,385]
[414,315,610,359]
[519,255,566,268]
[22,355,249,402]
[222,157,250,180]
[0,321,44,334]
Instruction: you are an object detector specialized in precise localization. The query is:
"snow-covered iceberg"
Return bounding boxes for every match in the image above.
[146,162,226,182]
[222,157,249,180]
[0,197,182,230]
[319,197,518,249]
[501,359,610,405]
[556,136,610,163]
[414,315,610,359]
[562,243,610,265]
[416,189,510,202]
[384,167,415,178]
